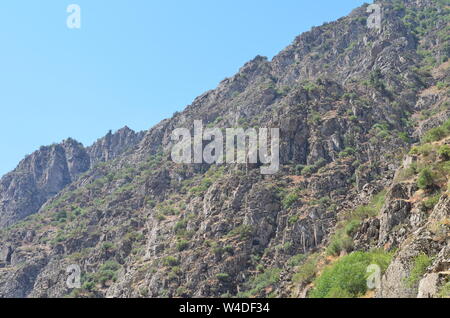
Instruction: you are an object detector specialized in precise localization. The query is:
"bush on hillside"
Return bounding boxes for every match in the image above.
[310,251,392,298]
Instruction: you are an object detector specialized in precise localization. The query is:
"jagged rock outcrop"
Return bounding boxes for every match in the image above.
[0,0,449,298]
[0,139,88,228]
[0,128,144,228]
[377,195,449,298]
[87,126,145,166]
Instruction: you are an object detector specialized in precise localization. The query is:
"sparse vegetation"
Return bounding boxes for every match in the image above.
[228,225,253,240]
[238,268,282,297]
[338,147,356,158]
[163,256,180,267]
[282,192,299,209]
[80,260,121,291]
[437,281,450,298]
[438,145,450,160]
[417,168,437,190]
[292,253,320,286]
[421,192,441,211]
[287,254,307,267]
[176,239,189,251]
[326,191,386,256]
[1,0,450,300]
[216,273,230,282]
[422,119,450,143]
[406,253,433,288]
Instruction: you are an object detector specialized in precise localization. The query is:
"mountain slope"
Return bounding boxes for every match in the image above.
[0,0,449,298]
[0,127,144,228]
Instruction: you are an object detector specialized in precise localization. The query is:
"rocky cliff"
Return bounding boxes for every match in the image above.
[0,127,144,228]
[0,0,448,298]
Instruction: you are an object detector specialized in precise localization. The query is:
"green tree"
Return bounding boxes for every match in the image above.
[438,145,450,160]
[417,168,436,190]
[310,251,392,298]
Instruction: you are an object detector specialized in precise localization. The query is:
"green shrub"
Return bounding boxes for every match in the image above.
[223,245,234,254]
[309,195,331,207]
[443,120,450,132]
[81,280,95,291]
[100,260,120,272]
[422,193,441,210]
[315,158,327,169]
[54,210,67,222]
[352,190,386,219]
[438,281,450,298]
[326,191,386,257]
[308,112,322,125]
[324,287,354,298]
[156,204,179,216]
[174,220,188,235]
[407,253,433,288]
[410,144,433,156]
[190,178,214,194]
[369,69,386,91]
[97,261,121,287]
[417,168,437,190]
[344,219,362,237]
[101,242,115,251]
[301,165,315,176]
[438,145,450,160]
[326,232,354,256]
[295,165,305,175]
[377,130,390,139]
[212,245,225,256]
[228,225,253,240]
[437,81,448,90]
[292,253,320,285]
[288,215,299,225]
[422,127,447,143]
[398,166,418,181]
[303,82,319,92]
[98,270,117,286]
[240,268,282,297]
[282,192,299,209]
[287,254,307,267]
[398,132,410,143]
[140,287,149,297]
[163,256,180,267]
[146,199,156,208]
[80,272,97,292]
[310,250,392,298]
[339,147,356,158]
[176,240,189,251]
[216,273,230,282]
[256,264,265,272]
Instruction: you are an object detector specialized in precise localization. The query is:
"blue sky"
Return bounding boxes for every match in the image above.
[0,0,370,176]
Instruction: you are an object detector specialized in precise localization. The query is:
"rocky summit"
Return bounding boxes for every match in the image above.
[0,0,449,298]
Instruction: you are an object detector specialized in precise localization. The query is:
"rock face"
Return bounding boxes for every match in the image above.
[87,126,145,166]
[0,139,88,228]
[0,128,144,228]
[376,195,449,298]
[0,0,449,298]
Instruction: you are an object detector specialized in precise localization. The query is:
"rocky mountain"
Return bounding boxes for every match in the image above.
[0,0,449,298]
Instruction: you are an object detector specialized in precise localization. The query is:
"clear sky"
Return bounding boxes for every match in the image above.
[0,0,370,177]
